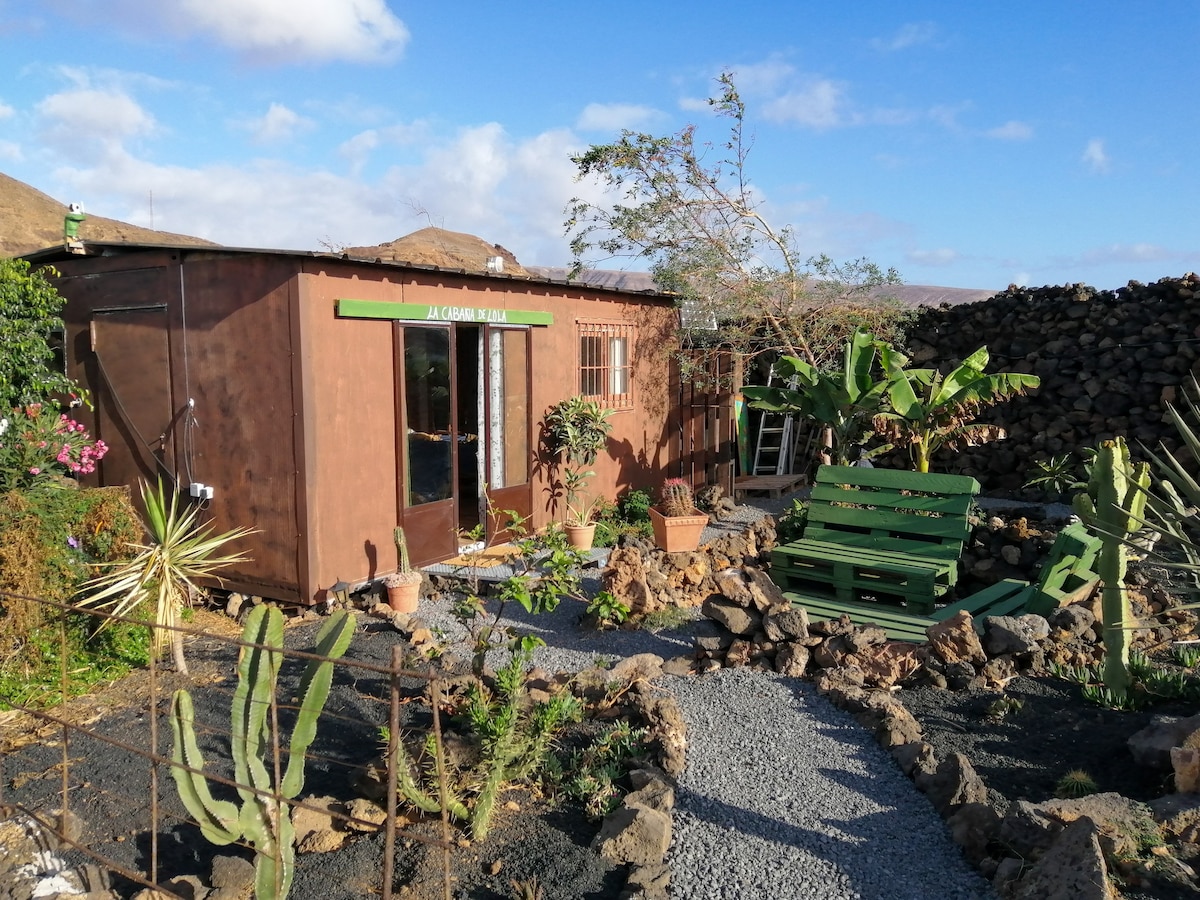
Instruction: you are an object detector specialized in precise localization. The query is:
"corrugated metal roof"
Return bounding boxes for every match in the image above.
[20,240,678,303]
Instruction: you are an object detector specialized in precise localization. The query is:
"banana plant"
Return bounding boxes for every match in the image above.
[170,605,355,900]
[874,344,1040,473]
[743,327,891,466]
[1073,437,1150,697]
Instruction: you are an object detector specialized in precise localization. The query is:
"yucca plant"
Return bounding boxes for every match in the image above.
[75,478,256,674]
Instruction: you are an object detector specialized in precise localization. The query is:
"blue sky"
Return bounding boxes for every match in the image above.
[1,1,1197,290]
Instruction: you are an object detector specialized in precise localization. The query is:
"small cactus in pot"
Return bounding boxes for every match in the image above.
[384,527,422,611]
[659,478,696,517]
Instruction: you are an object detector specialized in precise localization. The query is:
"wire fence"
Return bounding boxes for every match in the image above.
[0,592,455,899]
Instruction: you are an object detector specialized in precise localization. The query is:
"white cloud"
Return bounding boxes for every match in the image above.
[763,79,848,130]
[0,140,21,162]
[986,120,1033,141]
[103,0,408,63]
[0,101,13,120]
[1082,138,1110,174]
[576,103,661,133]
[678,96,711,113]
[928,102,970,132]
[726,58,796,95]
[1078,242,1170,265]
[37,88,156,153]
[907,248,959,266]
[871,22,939,52]
[241,102,315,144]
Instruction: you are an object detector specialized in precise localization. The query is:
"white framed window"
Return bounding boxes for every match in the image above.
[578,321,633,408]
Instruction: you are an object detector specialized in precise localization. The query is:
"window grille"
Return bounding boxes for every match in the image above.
[578,321,633,408]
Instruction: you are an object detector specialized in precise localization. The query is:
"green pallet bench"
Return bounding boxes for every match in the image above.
[782,522,1102,642]
[770,465,981,615]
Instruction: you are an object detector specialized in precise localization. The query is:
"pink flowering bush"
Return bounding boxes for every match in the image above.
[0,402,108,492]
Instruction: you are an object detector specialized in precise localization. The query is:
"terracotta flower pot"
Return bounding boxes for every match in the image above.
[384,572,422,613]
[648,506,709,553]
[564,522,597,550]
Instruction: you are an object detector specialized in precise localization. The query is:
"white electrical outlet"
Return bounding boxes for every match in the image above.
[189,482,205,498]
[200,485,215,501]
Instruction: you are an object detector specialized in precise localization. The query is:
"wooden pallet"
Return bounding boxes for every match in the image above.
[770,465,980,614]
[782,522,1102,641]
[734,474,808,499]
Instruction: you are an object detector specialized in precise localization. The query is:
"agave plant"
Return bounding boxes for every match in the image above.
[76,478,255,674]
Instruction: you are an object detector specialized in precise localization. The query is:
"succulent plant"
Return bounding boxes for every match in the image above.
[169,605,355,900]
[659,477,695,518]
[1073,436,1150,698]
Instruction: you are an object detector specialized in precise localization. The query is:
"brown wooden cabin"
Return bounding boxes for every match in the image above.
[21,241,687,604]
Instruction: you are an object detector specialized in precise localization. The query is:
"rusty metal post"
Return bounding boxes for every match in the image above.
[382,644,402,900]
[149,637,159,886]
[430,674,452,900]
[58,614,69,815]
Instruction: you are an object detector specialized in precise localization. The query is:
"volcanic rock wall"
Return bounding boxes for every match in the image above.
[902,273,1200,490]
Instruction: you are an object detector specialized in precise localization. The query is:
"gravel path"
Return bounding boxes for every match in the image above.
[410,491,997,899]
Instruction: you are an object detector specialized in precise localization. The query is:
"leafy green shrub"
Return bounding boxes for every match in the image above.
[775,498,809,544]
[592,490,654,547]
[619,489,653,523]
[0,485,146,708]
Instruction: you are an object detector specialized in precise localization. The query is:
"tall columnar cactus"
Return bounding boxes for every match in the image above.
[170,605,355,900]
[394,526,411,573]
[659,478,695,518]
[1073,437,1150,697]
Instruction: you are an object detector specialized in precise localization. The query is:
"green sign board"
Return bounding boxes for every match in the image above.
[337,298,553,326]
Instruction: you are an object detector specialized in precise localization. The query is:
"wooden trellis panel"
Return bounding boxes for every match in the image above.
[670,351,740,494]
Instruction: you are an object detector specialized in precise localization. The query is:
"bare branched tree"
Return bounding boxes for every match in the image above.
[566,72,908,375]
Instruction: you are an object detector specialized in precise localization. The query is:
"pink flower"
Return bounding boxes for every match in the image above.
[28,467,40,475]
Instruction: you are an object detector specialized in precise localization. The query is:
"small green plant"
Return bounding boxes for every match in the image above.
[76,477,256,674]
[1055,769,1099,799]
[638,604,696,632]
[543,396,614,526]
[619,489,653,523]
[509,877,545,900]
[984,695,1024,721]
[1049,660,1099,686]
[775,498,809,544]
[586,591,630,628]
[1023,453,1086,498]
[1082,682,1144,710]
[554,720,649,820]
[1172,642,1200,668]
[169,605,355,900]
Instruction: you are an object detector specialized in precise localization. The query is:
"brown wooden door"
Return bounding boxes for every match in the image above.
[482,326,533,540]
[89,306,174,489]
[396,324,458,565]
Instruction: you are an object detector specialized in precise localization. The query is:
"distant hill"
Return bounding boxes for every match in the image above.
[0,172,215,258]
[527,266,997,307]
[2,172,995,306]
[344,226,530,277]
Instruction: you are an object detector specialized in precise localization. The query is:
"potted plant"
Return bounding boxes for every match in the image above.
[649,477,709,552]
[544,397,615,550]
[384,526,422,613]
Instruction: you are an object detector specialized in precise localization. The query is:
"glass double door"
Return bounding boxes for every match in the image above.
[398,323,532,564]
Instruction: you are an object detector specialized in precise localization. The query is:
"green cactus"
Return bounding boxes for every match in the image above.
[169,605,355,900]
[391,645,580,841]
[1073,437,1150,698]
[659,478,695,518]
[394,526,412,574]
